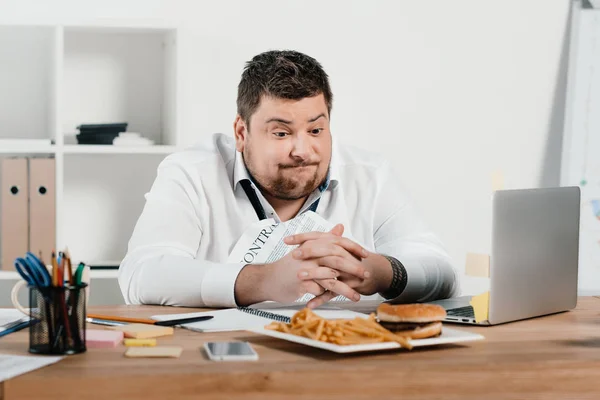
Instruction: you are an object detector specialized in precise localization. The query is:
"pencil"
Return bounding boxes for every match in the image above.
[86,314,157,325]
[51,251,58,287]
[64,248,74,286]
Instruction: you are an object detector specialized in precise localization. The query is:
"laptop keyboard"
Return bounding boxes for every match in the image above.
[446,306,475,318]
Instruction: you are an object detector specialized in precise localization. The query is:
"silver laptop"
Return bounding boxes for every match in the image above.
[431,186,580,325]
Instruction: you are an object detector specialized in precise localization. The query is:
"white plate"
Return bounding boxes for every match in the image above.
[249,326,484,353]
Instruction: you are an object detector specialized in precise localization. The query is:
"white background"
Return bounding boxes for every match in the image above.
[562,8,600,295]
[0,0,574,295]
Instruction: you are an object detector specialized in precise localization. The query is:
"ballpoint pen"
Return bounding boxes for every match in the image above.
[154,315,214,326]
[86,314,214,326]
[0,319,38,338]
[86,318,127,327]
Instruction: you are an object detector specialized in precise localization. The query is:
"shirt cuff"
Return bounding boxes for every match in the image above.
[200,263,247,307]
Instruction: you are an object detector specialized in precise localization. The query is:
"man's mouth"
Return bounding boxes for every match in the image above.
[281,163,318,169]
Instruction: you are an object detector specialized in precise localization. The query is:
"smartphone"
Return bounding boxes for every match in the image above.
[204,341,259,361]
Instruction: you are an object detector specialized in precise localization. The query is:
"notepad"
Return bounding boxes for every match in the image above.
[491,170,505,191]
[465,253,490,278]
[124,346,182,358]
[110,323,174,339]
[86,329,124,348]
[124,338,157,347]
[470,291,490,323]
[152,307,368,333]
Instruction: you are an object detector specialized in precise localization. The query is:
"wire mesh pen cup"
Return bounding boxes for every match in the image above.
[28,283,87,355]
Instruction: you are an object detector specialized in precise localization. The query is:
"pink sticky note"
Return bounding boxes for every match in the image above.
[86,329,124,348]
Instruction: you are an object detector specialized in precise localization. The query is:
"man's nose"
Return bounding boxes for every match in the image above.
[290,134,312,160]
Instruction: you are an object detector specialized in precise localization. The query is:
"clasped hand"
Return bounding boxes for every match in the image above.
[270,224,382,308]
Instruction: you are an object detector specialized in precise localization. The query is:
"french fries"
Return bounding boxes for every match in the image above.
[265,308,413,350]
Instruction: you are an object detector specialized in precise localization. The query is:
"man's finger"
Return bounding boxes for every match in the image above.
[307,290,338,309]
[316,255,369,279]
[334,237,369,259]
[291,238,368,262]
[293,242,344,260]
[336,275,363,288]
[301,281,327,297]
[330,223,344,237]
[284,231,332,245]
[284,224,343,245]
[294,238,368,261]
[297,267,339,280]
[315,278,360,302]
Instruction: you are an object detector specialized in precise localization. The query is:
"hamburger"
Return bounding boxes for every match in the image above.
[376,303,446,339]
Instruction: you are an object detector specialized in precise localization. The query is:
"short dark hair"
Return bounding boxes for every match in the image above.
[237,50,333,125]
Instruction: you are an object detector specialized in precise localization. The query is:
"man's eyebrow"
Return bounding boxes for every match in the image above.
[308,113,326,123]
[265,117,292,124]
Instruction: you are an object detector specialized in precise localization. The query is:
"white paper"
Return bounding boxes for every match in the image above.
[0,355,63,382]
[0,309,29,333]
[152,308,367,333]
[228,211,336,265]
[250,300,384,314]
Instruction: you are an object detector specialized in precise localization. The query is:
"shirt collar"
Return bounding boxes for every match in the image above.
[232,140,341,192]
[232,150,252,191]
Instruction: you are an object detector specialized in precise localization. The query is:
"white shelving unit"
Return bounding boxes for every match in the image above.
[62,145,178,154]
[0,24,180,280]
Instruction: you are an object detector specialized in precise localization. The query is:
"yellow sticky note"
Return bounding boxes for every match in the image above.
[492,170,504,192]
[124,346,182,358]
[465,253,490,278]
[470,291,490,323]
[124,338,157,347]
[110,323,173,339]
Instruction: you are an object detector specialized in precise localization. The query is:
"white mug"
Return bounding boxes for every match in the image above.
[11,264,91,316]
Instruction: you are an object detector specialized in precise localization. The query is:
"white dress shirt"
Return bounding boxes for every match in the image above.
[118,133,460,307]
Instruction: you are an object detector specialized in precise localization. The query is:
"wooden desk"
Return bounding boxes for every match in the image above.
[2,297,600,399]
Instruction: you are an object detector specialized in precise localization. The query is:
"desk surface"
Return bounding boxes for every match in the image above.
[2,298,600,399]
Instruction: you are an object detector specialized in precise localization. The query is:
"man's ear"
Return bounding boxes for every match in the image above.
[233,115,248,152]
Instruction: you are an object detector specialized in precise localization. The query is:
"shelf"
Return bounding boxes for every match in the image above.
[62,145,178,155]
[63,156,162,262]
[0,144,57,154]
[0,145,177,155]
[62,28,178,148]
[0,24,180,278]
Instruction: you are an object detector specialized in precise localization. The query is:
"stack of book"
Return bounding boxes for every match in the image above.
[76,123,128,145]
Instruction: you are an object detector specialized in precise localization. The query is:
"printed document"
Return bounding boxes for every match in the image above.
[228,211,381,303]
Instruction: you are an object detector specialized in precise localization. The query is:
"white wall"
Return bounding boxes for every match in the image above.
[62,30,166,141]
[0,0,572,294]
[0,26,54,140]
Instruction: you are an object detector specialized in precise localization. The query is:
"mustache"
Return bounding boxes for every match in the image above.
[279,162,319,169]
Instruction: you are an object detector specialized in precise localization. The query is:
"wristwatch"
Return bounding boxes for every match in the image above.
[380,255,408,300]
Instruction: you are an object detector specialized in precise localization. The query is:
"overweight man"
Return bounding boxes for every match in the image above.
[118,50,460,308]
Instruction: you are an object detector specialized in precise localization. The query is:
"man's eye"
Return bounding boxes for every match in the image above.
[273,132,288,138]
[309,128,323,135]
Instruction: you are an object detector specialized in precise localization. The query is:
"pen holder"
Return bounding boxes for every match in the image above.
[28,284,87,355]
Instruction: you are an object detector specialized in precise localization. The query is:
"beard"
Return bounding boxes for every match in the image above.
[243,152,327,201]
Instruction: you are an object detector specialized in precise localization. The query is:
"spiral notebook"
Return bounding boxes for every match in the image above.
[151,307,365,333]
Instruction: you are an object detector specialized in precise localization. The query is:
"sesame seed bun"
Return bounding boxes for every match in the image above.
[377,303,447,323]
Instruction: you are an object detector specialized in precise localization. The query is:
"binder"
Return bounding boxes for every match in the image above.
[1,158,29,271]
[28,158,56,264]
